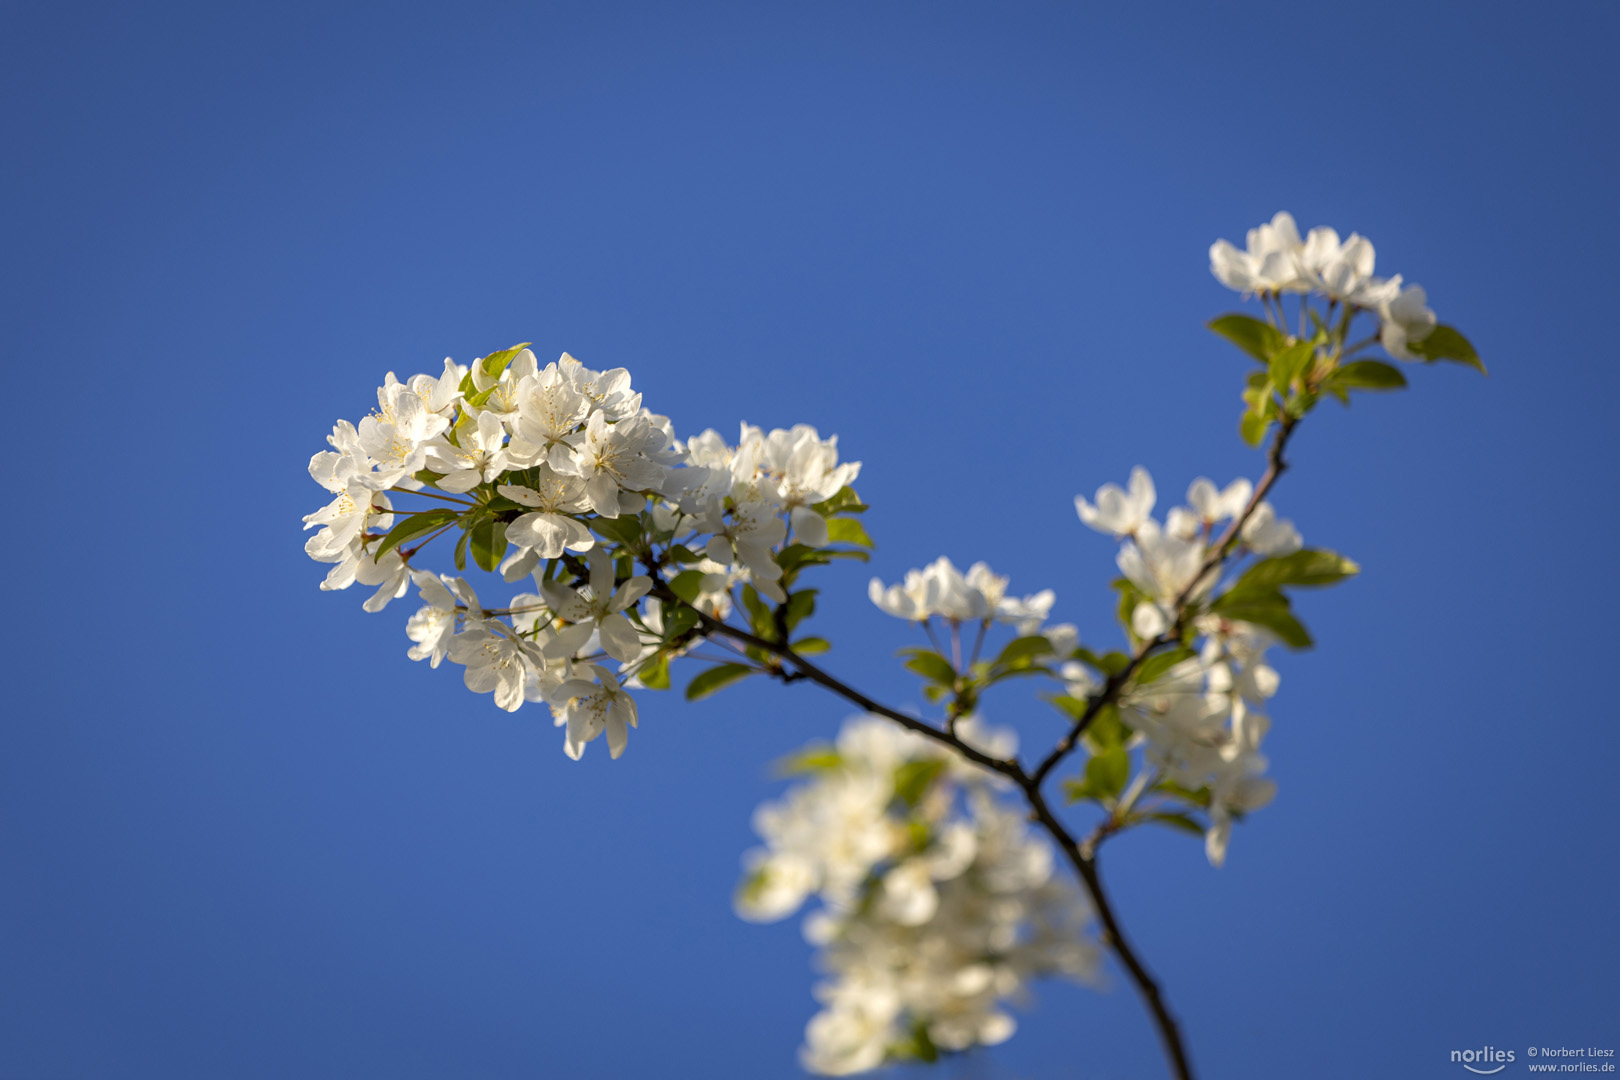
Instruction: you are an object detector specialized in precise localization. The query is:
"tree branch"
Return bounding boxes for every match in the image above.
[652,583,1198,1080]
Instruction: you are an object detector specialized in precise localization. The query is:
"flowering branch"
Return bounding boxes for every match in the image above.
[301,210,1484,1078]
[1029,414,1299,790]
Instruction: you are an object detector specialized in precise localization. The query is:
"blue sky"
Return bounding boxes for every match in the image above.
[2,2,1617,1077]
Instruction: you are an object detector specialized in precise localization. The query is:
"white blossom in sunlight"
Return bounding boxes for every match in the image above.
[540,548,653,664]
[1208,211,1307,294]
[548,664,639,760]
[1240,502,1302,556]
[867,557,1050,627]
[737,423,862,549]
[1075,466,1156,537]
[426,409,510,494]
[1299,227,1377,302]
[737,716,1099,1074]
[498,470,595,559]
[1377,280,1438,360]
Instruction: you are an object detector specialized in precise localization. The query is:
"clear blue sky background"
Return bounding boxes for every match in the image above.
[2,3,1616,1078]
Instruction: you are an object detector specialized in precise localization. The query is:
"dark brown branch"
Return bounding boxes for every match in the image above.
[653,583,1197,1080]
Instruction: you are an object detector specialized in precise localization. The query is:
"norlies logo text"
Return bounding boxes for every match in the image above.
[1453,1047,1516,1074]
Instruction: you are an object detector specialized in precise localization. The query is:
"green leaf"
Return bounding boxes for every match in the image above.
[824,517,874,548]
[1268,340,1315,390]
[663,603,700,641]
[480,342,532,377]
[1236,548,1360,590]
[668,569,706,604]
[1329,360,1407,392]
[782,589,817,631]
[775,544,831,576]
[1089,650,1131,676]
[685,663,756,701]
[1046,694,1088,722]
[893,759,946,807]
[453,528,470,571]
[470,519,508,573]
[412,468,445,485]
[1155,779,1213,808]
[1134,645,1196,686]
[1087,744,1129,800]
[592,514,643,548]
[373,508,459,561]
[773,743,842,776]
[1208,314,1285,363]
[994,635,1055,668]
[1209,587,1314,649]
[1064,743,1130,803]
[1143,811,1206,838]
[790,636,831,655]
[740,585,776,640]
[638,653,670,690]
[1240,407,1271,447]
[1082,703,1128,753]
[811,486,869,516]
[900,648,957,687]
[669,544,705,564]
[1408,324,1486,374]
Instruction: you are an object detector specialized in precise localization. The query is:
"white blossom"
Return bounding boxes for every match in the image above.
[1075,466,1156,537]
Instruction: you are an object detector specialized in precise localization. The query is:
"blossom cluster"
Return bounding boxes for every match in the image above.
[737,716,1099,1075]
[1209,210,1437,359]
[302,348,863,759]
[1072,466,1299,864]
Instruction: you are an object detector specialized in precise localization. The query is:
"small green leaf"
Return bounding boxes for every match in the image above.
[412,468,445,485]
[453,528,470,571]
[1240,407,1271,447]
[900,648,957,687]
[740,585,775,640]
[1046,694,1088,722]
[1086,744,1130,800]
[663,603,700,641]
[1408,324,1486,374]
[790,636,831,655]
[470,519,508,572]
[1236,549,1360,590]
[669,544,705,563]
[893,759,946,807]
[782,589,818,631]
[994,635,1054,668]
[811,486,869,516]
[1209,586,1313,649]
[824,518,874,548]
[685,663,756,701]
[592,514,643,548]
[774,744,842,776]
[480,342,532,377]
[1081,703,1128,753]
[1064,743,1130,803]
[638,652,670,690]
[1134,645,1196,687]
[1268,340,1315,390]
[1208,314,1285,363]
[1155,778,1213,808]
[1329,360,1407,392]
[373,508,459,561]
[668,569,706,604]
[1143,811,1206,838]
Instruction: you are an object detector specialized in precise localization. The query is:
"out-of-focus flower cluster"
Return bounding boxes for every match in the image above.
[737,716,1099,1075]
[302,347,865,759]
